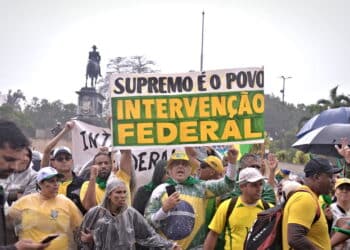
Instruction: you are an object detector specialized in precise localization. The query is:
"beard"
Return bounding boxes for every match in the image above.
[98,170,111,180]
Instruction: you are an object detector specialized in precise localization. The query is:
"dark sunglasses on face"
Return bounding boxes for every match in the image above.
[55,156,72,162]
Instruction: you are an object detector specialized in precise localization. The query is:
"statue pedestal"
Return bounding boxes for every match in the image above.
[76,87,105,126]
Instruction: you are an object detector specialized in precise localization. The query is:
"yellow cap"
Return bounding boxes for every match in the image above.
[203,155,224,174]
[167,151,189,168]
[335,178,350,189]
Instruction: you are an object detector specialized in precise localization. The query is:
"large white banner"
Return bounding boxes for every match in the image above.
[71,120,180,188]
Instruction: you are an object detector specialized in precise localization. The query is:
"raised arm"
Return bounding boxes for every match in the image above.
[41,121,74,167]
[119,149,132,177]
[81,165,98,210]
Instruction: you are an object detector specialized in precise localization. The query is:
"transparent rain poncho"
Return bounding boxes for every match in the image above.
[79,178,174,250]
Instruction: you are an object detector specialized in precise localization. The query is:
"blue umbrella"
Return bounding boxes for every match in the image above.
[292,123,350,157]
[297,107,350,138]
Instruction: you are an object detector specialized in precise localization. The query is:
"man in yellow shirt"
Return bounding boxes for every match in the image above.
[204,167,271,250]
[282,158,341,250]
[80,149,132,210]
[42,121,86,214]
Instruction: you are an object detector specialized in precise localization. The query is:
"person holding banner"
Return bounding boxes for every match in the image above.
[144,150,238,249]
[42,121,86,214]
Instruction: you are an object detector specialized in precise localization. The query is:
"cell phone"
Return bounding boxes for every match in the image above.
[166,185,176,196]
[41,234,59,243]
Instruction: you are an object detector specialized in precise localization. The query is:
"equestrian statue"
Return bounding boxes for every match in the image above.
[86,45,102,88]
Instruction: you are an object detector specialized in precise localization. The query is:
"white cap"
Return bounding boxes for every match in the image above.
[238,167,266,184]
[37,167,64,183]
[53,146,72,158]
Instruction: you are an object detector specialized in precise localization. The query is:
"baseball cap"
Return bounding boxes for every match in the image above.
[237,167,267,184]
[37,167,64,183]
[202,155,224,174]
[53,146,72,158]
[304,158,342,177]
[335,178,350,189]
[167,151,189,168]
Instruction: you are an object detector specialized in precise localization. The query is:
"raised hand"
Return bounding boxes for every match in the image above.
[335,137,350,163]
[162,192,180,212]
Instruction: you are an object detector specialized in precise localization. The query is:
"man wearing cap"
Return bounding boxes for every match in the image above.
[204,167,272,250]
[229,153,277,205]
[42,121,86,214]
[282,157,342,250]
[145,150,238,249]
[8,167,82,250]
[197,156,224,181]
[0,120,51,250]
[196,155,226,238]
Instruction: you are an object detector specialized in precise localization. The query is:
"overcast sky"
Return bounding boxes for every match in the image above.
[1,0,349,106]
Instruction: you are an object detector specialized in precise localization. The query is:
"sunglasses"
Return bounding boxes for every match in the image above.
[55,156,72,162]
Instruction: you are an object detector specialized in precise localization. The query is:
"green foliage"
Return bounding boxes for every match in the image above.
[1,90,77,135]
[265,94,310,141]
[23,98,77,129]
[316,86,350,109]
[0,104,35,136]
[292,151,310,164]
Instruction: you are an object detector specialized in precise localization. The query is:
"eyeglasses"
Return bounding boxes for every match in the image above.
[55,156,72,162]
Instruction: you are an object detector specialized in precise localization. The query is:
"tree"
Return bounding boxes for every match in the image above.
[298,86,350,131]
[6,89,26,110]
[106,56,158,73]
[23,98,77,130]
[316,85,350,109]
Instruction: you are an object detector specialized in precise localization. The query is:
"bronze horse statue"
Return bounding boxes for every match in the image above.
[85,59,100,88]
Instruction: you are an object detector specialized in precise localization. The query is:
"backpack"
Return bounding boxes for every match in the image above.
[215,196,269,250]
[244,190,321,250]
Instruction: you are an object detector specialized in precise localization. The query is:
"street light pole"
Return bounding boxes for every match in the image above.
[280,75,292,103]
[200,11,205,72]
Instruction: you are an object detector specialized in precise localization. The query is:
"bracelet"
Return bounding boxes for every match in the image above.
[332,226,350,235]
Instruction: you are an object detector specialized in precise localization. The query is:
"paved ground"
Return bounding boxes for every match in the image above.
[278,162,304,175]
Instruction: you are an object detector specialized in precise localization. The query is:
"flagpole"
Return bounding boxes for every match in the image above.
[200,11,205,72]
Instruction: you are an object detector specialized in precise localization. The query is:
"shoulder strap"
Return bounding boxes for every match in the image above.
[289,189,321,224]
[262,200,270,210]
[224,196,238,227]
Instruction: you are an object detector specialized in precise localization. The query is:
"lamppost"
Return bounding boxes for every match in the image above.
[280,76,292,103]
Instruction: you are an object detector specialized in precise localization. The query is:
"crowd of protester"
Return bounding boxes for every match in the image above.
[1,119,350,250]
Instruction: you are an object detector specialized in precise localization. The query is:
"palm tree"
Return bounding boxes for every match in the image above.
[316,85,350,110]
[298,86,350,131]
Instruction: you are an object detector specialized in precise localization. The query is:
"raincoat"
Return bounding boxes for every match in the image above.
[79,179,174,250]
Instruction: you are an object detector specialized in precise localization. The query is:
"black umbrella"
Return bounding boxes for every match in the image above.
[296,107,350,138]
[292,123,350,157]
